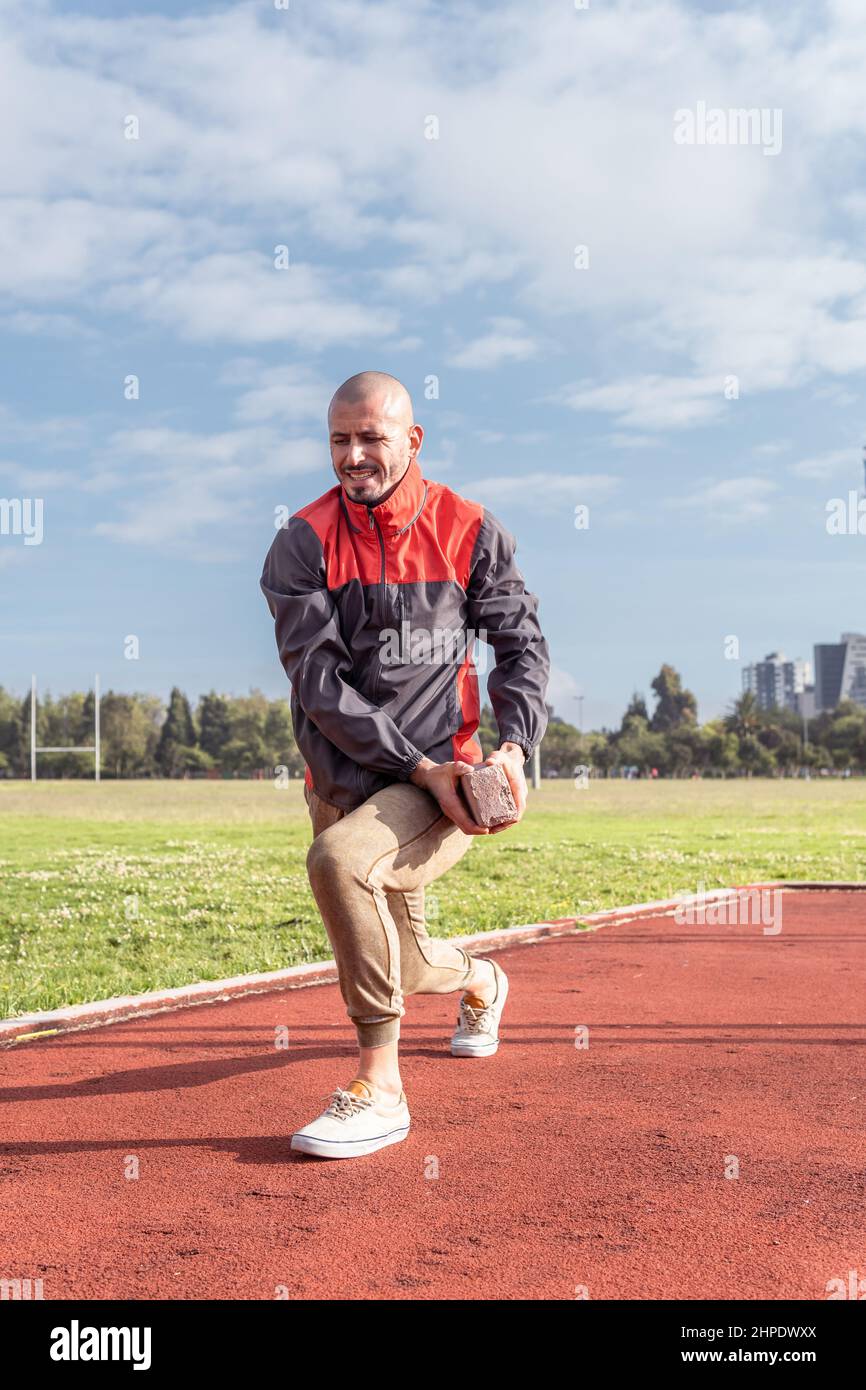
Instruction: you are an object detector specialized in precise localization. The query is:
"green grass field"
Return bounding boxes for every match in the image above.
[1,778,864,1019]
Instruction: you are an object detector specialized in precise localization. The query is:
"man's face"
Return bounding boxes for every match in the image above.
[328,391,422,505]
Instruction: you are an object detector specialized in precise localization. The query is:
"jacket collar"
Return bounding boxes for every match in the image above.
[340,457,428,538]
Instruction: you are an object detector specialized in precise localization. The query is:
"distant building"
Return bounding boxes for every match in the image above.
[814,643,846,711]
[742,651,811,712]
[814,633,866,711]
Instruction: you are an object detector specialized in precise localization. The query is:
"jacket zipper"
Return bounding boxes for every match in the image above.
[368,507,386,702]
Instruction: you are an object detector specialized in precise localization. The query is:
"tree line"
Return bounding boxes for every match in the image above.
[1,664,864,779]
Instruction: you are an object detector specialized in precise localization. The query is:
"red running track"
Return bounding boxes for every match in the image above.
[2,890,864,1301]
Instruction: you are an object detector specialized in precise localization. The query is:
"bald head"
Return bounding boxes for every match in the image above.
[328,371,423,506]
[328,371,414,430]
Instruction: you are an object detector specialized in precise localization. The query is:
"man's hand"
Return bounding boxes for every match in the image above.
[409,758,490,835]
[483,742,528,834]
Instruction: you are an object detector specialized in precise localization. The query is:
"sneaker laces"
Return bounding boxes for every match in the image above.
[323,1087,375,1122]
[458,998,495,1034]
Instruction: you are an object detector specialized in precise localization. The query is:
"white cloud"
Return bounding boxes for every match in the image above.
[0,405,90,450]
[419,437,458,476]
[449,318,541,370]
[2,0,866,412]
[90,427,324,544]
[0,465,70,490]
[555,375,730,432]
[753,441,790,457]
[666,476,779,522]
[790,448,861,480]
[0,310,99,339]
[0,197,194,300]
[605,433,659,450]
[228,363,332,426]
[474,429,547,446]
[466,471,619,515]
[104,253,399,349]
[545,665,584,718]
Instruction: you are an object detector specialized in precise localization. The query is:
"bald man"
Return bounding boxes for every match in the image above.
[260,371,550,1158]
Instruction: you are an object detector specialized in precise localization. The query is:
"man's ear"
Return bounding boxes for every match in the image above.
[409,423,424,457]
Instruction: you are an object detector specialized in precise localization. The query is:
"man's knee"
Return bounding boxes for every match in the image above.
[306,826,353,890]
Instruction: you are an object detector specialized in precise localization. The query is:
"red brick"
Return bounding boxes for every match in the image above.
[460,763,518,827]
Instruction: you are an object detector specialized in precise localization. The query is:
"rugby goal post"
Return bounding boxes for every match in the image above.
[30,673,100,782]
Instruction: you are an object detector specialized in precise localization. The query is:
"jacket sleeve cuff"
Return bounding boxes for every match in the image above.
[395,747,426,781]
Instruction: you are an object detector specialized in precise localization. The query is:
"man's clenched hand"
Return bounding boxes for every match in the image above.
[410,742,528,835]
[409,758,489,835]
[483,742,528,834]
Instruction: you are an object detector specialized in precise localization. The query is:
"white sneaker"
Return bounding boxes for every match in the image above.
[290,1080,410,1159]
[451,960,509,1057]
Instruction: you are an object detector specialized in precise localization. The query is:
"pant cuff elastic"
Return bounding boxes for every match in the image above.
[355,1018,401,1048]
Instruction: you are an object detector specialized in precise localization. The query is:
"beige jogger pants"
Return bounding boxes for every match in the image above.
[304,780,482,1048]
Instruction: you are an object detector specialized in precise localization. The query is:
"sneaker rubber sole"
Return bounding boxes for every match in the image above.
[451,1036,500,1058]
[290,1119,410,1159]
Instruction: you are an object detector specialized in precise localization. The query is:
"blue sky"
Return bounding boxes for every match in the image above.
[2,0,865,731]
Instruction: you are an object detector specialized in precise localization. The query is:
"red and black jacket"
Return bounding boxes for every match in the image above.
[259,456,550,810]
